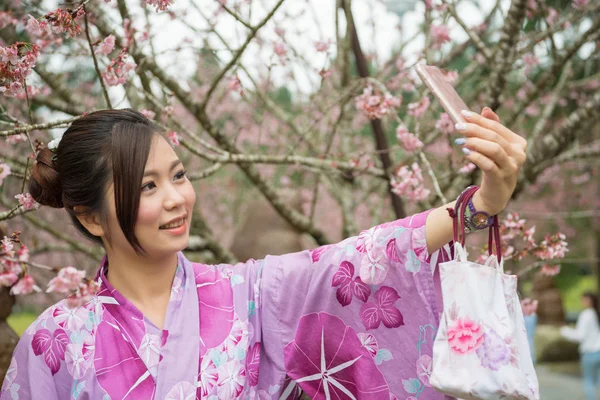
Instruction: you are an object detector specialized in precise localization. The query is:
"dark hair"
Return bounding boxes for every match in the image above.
[29,109,161,254]
[583,292,600,325]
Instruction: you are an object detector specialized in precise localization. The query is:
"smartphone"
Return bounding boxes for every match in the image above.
[415,64,469,124]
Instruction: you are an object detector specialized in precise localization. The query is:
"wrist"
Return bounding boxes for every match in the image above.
[472,191,501,216]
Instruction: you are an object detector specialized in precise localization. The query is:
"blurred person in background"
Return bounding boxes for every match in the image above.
[561,292,600,400]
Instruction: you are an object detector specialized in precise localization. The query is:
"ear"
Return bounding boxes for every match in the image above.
[74,207,105,237]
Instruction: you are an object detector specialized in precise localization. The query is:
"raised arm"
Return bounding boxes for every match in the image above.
[425,107,527,254]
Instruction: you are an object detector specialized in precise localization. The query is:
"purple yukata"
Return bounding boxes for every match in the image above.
[1,209,455,399]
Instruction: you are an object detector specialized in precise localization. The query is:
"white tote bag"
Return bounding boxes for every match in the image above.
[429,188,539,400]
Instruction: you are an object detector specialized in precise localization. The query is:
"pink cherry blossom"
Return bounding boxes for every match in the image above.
[535,233,568,260]
[572,0,589,9]
[540,264,560,276]
[15,193,39,210]
[523,53,539,75]
[391,162,430,202]
[396,126,423,153]
[313,40,331,53]
[0,12,16,29]
[545,8,559,26]
[435,113,454,134]
[430,24,451,49]
[47,266,86,293]
[407,96,430,118]
[65,279,100,308]
[10,273,41,295]
[44,7,85,38]
[144,0,175,11]
[0,271,19,287]
[140,109,156,120]
[102,49,137,87]
[1,236,14,256]
[355,85,401,120]
[96,35,116,55]
[226,76,243,93]
[0,43,40,97]
[0,162,11,185]
[273,42,286,57]
[446,317,484,354]
[17,244,29,262]
[168,131,180,146]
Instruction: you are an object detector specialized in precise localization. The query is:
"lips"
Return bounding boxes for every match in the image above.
[159,214,187,230]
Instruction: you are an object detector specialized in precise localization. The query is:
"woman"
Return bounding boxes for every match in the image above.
[561,292,600,400]
[0,107,526,399]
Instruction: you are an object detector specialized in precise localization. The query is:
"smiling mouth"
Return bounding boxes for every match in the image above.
[159,218,186,230]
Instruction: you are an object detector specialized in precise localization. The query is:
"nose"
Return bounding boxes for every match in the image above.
[163,182,186,210]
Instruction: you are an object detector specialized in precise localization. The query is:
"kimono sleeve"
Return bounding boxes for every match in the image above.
[259,208,453,399]
[0,328,59,400]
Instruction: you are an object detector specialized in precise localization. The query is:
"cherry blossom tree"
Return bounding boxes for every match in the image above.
[0,0,598,310]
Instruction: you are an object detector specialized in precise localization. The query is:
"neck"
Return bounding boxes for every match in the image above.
[104,249,178,306]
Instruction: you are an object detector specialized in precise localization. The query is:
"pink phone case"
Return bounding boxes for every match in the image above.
[415,64,469,124]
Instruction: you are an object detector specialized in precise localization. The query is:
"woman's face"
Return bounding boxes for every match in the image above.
[104,135,196,258]
[582,296,593,309]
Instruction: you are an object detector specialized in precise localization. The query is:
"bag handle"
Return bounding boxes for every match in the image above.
[448,186,502,263]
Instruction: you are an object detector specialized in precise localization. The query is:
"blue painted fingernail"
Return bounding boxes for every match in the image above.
[454,137,466,145]
[462,147,471,155]
[461,110,473,118]
[455,123,467,131]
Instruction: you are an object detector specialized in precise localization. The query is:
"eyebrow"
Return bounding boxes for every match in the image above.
[143,160,183,178]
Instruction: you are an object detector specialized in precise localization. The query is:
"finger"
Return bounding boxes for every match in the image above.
[454,122,512,155]
[481,107,500,123]
[458,137,516,174]
[460,148,502,178]
[461,110,527,150]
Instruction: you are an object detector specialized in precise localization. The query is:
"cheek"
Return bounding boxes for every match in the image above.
[183,181,196,209]
[136,197,163,228]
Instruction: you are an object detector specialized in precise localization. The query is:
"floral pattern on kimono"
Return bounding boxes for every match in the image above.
[1,209,453,400]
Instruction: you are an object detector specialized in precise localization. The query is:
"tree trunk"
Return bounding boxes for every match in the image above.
[0,287,18,386]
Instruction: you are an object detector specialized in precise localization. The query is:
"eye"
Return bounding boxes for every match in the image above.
[174,170,187,180]
[141,181,156,192]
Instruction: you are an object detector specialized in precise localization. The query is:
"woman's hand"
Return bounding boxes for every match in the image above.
[455,107,528,216]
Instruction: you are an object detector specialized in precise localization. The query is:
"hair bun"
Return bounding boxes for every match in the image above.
[29,148,64,208]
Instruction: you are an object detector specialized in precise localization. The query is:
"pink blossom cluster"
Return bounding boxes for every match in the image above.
[226,75,243,94]
[46,266,86,293]
[43,7,85,38]
[407,96,430,118]
[96,35,116,56]
[435,113,454,134]
[520,298,538,316]
[15,193,39,210]
[395,126,423,153]
[522,53,539,75]
[535,232,568,260]
[390,162,430,202]
[1,238,40,295]
[140,109,156,120]
[102,49,137,86]
[144,0,175,12]
[66,279,100,308]
[540,264,561,276]
[168,131,180,146]
[0,162,11,185]
[572,0,590,10]
[355,85,401,120]
[0,42,40,97]
[0,12,17,29]
[313,40,331,53]
[430,24,451,49]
